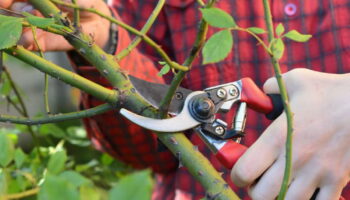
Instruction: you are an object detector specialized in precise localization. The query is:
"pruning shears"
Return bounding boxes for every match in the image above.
[121,76,283,169]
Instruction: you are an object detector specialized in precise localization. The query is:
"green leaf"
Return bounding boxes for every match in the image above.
[59,171,91,188]
[47,150,67,174]
[272,38,285,60]
[202,29,233,64]
[0,73,12,96]
[157,63,170,77]
[80,186,100,200]
[39,124,65,138]
[26,16,55,29]
[0,134,15,167]
[101,154,114,166]
[284,30,312,42]
[200,8,236,28]
[108,169,153,200]
[0,17,23,50]
[276,23,285,36]
[38,174,79,200]
[14,148,27,168]
[0,170,8,196]
[247,27,266,34]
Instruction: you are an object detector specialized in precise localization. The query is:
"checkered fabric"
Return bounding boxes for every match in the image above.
[71,0,350,199]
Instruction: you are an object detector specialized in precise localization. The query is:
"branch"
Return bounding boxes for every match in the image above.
[3,187,39,199]
[49,0,188,72]
[0,103,113,125]
[5,46,118,104]
[262,0,294,199]
[25,0,239,198]
[116,0,166,60]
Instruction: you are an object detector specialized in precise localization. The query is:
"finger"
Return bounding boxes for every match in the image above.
[285,175,319,200]
[248,158,285,200]
[231,114,286,187]
[0,0,15,9]
[316,185,344,200]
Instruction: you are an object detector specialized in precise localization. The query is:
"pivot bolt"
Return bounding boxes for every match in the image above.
[216,89,227,99]
[229,86,239,98]
[215,126,225,136]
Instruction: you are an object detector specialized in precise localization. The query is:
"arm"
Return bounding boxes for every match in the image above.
[231,68,350,199]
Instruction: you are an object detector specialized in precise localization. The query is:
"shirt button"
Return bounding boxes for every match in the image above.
[284,3,297,16]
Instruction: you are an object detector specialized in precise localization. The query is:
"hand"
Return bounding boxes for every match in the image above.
[231,68,350,200]
[0,0,111,51]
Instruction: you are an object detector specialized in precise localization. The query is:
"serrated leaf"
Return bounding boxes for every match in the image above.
[202,29,233,64]
[47,150,67,174]
[276,23,285,36]
[38,174,79,200]
[101,154,114,166]
[0,170,7,196]
[14,148,27,168]
[284,30,312,42]
[0,19,22,50]
[0,134,15,167]
[0,73,12,96]
[273,38,285,60]
[157,64,170,76]
[60,171,91,187]
[108,170,153,200]
[247,27,265,34]
[200,8,236,28]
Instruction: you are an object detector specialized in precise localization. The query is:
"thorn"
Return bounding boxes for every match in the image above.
[169,136,178,145]
[193,145,199,151]
[198,170,203,176]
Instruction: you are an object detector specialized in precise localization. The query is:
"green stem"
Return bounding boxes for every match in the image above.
[31,26,51,114]
[71,0,80,28]
[231,27,272,56]
[116,0,165,60]
[0,103,113,125]
[5,47,118,103]
[4,187,39,199]
[262,0,294,199]
[49,0,188,72]
[3,66,42,158]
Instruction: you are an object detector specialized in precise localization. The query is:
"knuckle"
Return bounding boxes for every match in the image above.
[231,164,254,187]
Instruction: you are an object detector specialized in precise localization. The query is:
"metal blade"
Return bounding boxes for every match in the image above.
[129,75,193,114]
[120,91,205,132]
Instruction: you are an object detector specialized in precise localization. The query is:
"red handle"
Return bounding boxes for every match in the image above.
[215,140,247,169]
[240,78,274,114]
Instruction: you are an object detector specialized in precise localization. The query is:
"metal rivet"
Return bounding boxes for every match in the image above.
[175,92,183,100]
[215,126,225,135]
[229,87,238,97]
[216,89,227,99]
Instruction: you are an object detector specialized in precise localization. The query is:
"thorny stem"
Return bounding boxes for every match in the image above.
[116,0,165,60]
[158,0,215,116]
[17,0,240,199]
[3,67,42,158]
[263,0,294,199]
[49,0,188,72]
[31,26,51,114]
[0,103,113,125]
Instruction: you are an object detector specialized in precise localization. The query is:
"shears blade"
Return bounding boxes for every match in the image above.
[128,75,193,115]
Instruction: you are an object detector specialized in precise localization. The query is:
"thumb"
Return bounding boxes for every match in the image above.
[263,77,280,94]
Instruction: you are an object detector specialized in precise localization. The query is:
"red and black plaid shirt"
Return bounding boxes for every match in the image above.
[73,0,350,199]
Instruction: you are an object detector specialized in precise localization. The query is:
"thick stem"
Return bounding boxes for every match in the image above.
[263,0,294,199]
[4,187,39,199]
[0,103,113,125]
[5,47,118,103]
[71,0,80,28]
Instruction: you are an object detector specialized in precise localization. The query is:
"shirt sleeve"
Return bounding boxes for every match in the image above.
[67,7,178,173]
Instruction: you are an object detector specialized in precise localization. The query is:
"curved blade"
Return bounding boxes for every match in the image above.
[120,91,204,132]
[129,75,193,115]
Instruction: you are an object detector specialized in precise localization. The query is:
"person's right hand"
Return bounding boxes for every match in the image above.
[0,0,111,51]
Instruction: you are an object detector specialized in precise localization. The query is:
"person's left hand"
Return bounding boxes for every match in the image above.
[231,68,350,200]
